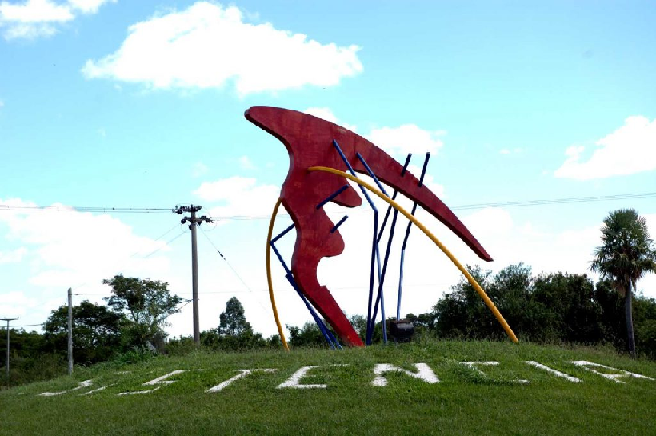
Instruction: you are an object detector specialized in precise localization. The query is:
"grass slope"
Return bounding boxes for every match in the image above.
[2,340,655,435]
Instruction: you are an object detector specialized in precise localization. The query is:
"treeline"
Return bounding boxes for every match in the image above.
[0,275,187,387]
[0,294,284,387]
[423,264,656,358]
[270,263,656,360]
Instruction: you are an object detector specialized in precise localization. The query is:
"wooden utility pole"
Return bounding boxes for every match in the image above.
[2,318,17,387]
[67,288,73,375]
[173,205,212,344]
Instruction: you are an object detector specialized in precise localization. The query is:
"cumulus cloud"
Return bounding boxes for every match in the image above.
[82,2,363,95]
[0,247,27,263]
[0,291,38,317]
[0,198,173,289]
[303,107,357,132]
[193,176,281,221]
[67,0,116,14]
[555,116,656,180]
[368,124,445,158]
[0,0,114,40]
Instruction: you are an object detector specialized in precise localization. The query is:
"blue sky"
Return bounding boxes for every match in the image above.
[1,0,655,338]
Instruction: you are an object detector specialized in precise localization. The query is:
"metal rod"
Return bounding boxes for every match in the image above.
[270,226,340,349]
[316,185,349,210]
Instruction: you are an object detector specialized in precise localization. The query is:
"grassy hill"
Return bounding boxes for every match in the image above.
[2,340,655,435]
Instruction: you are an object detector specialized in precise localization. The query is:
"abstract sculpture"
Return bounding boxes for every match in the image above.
[246,106,517,348]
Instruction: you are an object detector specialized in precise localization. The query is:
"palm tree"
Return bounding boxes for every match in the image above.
[591,209,656,357]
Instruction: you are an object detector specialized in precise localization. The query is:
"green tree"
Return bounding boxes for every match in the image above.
[532,273,602,343]
[103,275,183,349]
[287,321,326,347]
[591,209,656,357]
[218,297,253,336]
[44,300,124,363]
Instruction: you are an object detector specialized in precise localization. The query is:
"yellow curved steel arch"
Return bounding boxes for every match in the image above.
[266,198,290,351]
[308,165,519,343]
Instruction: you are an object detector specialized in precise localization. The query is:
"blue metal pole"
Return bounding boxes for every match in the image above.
[397,152,430,321]
[270,225,340,349]
[331,140,385,345]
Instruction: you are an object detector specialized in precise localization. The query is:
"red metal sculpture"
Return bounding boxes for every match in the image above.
[246,106,492,347]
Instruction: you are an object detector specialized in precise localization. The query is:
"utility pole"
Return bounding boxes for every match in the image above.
[2,318,17,388]
[174,205,212,345]
[67,288,73,375]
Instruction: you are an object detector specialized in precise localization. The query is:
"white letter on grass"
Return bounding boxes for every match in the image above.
[277,366,327,389]
[526,361,580,383]
[206,369,276,393]
[461,361,528,384]
[39,379,93,397]
[571,361,655,384]
[372,363,439,387]
[118,370,186,395]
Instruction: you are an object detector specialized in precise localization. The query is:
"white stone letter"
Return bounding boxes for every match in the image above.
[206,369,276,393]
[460,361,528,384]
[526,361,580,383]
[277,366,327,389]
[39,379,93,397]
[372,363,439,387]
[118,370,186,395]
[571,361,655,384]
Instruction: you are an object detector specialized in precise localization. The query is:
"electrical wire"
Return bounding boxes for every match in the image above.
[2,191,652,220]
[0,205,171,214]
[451,191,656,211]
[199,227,269,312]
[139,228,187,259]
[206,191,656,221]
[64,223,185,294]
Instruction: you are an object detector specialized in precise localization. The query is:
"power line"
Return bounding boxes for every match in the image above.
[451,191,656,211]
[0,205,172,214]
[206,191,656,221]
[139,228,187,259]
[62,223,185,295]
[2,190,652,220]
[199,227,269,313]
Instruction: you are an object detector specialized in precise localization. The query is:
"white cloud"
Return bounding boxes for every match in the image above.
[0,0,114,40]
[0,99,4,107]
[0,247,27,263]
[0,291,38,317]
[0,198,173,289]
[304,107,357,132]
[555,116,656,180]
[0,0,73,22]
[82,2,363,95]
[368,124,444,158]
[238,156,256,170]
[193,176,281,221]
[67,0,115,14]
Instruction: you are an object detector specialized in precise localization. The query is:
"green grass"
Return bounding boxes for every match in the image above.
[2,340,655,435]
